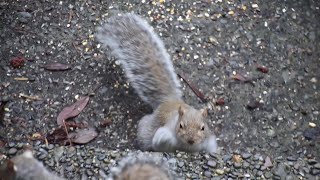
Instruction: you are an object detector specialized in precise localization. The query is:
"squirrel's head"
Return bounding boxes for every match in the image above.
[175,105,210,146]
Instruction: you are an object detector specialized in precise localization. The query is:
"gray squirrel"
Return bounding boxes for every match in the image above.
[0,150,64,180]
[96,13,217,154]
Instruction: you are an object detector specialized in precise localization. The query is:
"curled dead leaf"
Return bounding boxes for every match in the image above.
[57,96,90,126]
[65,121,88,128]
[68,127,98,144]
[10,56,25,68]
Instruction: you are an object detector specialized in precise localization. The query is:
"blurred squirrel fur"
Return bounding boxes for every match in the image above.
[0,150,64,180]
[108,152,178,180]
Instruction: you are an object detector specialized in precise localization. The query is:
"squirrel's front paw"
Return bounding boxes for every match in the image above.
[152,127,177,152]
[204,135,218,154]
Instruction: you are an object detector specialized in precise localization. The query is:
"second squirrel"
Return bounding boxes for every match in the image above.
[96,13,218,154]
[108,152,177,180]
[0,150,64,180]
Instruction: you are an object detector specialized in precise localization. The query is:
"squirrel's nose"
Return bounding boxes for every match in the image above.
[188,139,195,145]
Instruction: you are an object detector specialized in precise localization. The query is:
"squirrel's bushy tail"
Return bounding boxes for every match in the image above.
[96,13,182,108]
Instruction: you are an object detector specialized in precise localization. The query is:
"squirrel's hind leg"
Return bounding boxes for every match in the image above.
[152,127,177,152]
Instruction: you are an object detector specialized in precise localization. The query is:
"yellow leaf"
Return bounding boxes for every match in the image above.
[32,133,42,138]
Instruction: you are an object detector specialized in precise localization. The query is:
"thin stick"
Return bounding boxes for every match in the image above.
[62,119,73,146]
[177,73,207,103]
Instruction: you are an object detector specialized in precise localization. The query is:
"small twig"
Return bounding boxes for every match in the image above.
[62,119,73,146]
[68,10,74,23]
[19,93,42,101]
[44,137,49,147]
[177,73,207,103]
[72,42,82,56]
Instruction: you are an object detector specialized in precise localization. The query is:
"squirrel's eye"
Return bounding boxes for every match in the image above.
[180,123,183,129]
[201,126,205,131]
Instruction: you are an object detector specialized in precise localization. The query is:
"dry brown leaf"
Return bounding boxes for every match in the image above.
[68,127,98,144]
[57,96,90,126]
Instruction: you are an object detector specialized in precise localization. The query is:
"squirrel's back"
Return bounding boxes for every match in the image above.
[96,13,182,108]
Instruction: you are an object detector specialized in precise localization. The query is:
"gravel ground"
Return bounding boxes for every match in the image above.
[0,0,319,179]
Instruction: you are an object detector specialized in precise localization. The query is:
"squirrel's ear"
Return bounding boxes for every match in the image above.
[200,108,208,118]
[178,105,185,117]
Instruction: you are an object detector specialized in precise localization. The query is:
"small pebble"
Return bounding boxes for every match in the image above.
[38,153,47,160]
[216,169,224,175]
[207,160,217,168]
[309,122,316,128]
[308,159,318,165]
[310,169,320,176]
[252,4,259,8]
[234,162,242,169]
[178,161,184,168]
[314,163,320,169]
[287,156,297,161]
[223,154,232,161]
[242,153,252,159]
[8,148,17,155]
[265,171,272,178]
[243,161,250,169]
[204,171,211,177]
